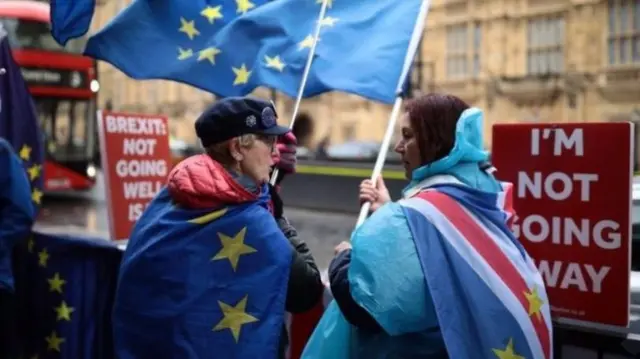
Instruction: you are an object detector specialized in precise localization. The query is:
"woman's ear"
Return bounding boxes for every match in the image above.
[228,138,244,161]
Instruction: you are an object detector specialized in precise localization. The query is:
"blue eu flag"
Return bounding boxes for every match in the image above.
[0,30,44,209]
[13,232,122,359]
[50,0,97,46]
[84,0,423,104]
[112,186,292,358]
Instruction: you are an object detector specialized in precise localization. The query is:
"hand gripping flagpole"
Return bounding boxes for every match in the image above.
[270,0,329,185]
[354,0,431,228]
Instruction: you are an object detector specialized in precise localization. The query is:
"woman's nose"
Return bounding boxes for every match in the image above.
[394,139,404,154]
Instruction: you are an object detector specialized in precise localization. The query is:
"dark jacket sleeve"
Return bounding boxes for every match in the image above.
[328,249,382,332]
[0,141,35,253]
[277,217,324,313]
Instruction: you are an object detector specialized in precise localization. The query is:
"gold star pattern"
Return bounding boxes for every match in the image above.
[319,16,339,27]
[316,0,333,8]
[212,295,258,342]
[45,331,65,352]
[32,188,43,204]
[201,5,223,24]
[524,285,544,321]
[264,55,285,71]
[54,301,75,321]
[231,64,252,86]
[177,47,193,60]
[38,248,49,268]
[27,164,41,181]
[211,227,257,270]
[48,273,66,294]
[27,236,35,253]
[198,47,222,65]
[492,338,525,359]
[178,17,200,40]
[236,0,255,14]
[19,144,31,161]
[298,34,318,50]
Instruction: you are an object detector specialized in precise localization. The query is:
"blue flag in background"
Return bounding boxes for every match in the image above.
[0,29,44,209]
[112,187,292,358]
[50,0,97,46]
[12,232,122,359]
[84,0,423,104]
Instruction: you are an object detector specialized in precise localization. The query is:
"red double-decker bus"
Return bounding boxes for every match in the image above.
[0,0,99,192]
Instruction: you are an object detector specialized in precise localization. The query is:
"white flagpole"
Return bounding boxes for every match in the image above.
[270,0,329,185]
[355,0,431,228]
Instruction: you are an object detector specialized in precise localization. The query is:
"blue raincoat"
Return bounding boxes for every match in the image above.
[302,108,551,358]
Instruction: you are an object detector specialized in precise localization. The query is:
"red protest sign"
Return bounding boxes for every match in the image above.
[97,110,171,242]
[492,123,633,327]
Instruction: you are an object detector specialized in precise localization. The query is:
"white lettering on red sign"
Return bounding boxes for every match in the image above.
[104,114,170,224]
[105,114,167,135]
[514,127,618,294]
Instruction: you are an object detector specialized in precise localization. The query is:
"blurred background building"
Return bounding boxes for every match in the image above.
[89,0,639,157]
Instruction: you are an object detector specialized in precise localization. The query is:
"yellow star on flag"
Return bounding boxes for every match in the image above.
[54,301,75,321]
[316,0,333,8]
[524,285,544,321]
[38,248,49,268]
[319,16,339,27]
[179,17,200,40]
[298,34,318,50]
[198,47,222,65]
[492,338,525,359]
[232,64,252,86]
[19,144,31,161]
[48,273,66,294]
[236,0,255,14]
[27,236,35,253]
[32,188,43,205]
[212,227,257,270]
[201,5,223,24]
[264,55,285,71]
[212,295,258,342]
[45,331,65,352]
[27,164,41,181]
[177,47,193,60]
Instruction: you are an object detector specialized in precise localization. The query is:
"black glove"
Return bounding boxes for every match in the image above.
[268,184,284,219]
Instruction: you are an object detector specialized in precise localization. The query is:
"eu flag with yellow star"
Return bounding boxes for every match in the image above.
[12,232,122,359]
[0,30,45,209]
[83,0,423,104]
[112,186,292,358]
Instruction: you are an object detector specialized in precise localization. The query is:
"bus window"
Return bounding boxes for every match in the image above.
[0,17,88,54]
[34,98,95,161]
[54,100,71,147]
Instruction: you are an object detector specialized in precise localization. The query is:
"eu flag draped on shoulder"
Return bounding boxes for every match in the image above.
[302,107,553,358]
[113,97,298,359]
[83,0,422,103]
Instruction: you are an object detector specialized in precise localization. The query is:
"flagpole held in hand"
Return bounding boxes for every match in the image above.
[355,0,432,228]
[270,0,329,186]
